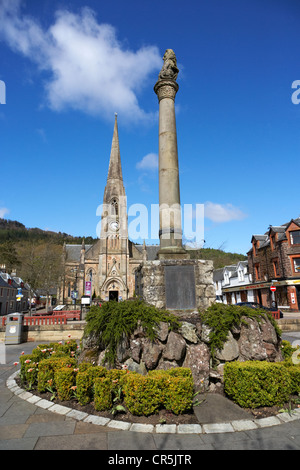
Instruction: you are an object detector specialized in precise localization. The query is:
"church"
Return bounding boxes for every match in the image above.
[59,115,159,303]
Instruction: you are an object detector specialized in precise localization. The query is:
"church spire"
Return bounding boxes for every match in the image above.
[107,113,123,182]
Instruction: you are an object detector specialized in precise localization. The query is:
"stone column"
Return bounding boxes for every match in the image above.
[154,50,188,259]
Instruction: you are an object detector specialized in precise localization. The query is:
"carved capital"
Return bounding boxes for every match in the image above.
[154,79,179,102]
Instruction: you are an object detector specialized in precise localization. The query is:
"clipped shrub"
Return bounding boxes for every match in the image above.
[148,369,194,414]
[224,361,291,408]
[286,366,300,394]
[37,357,77,392]
[123,374,164,416]
[19,353,39,382]
[21,358,39,386]
[76,371,93,406]
[53,339,78,356]
[76,366,107,405]
[164,376,194,414]
[94,377,113,411]
[55,367,77,401]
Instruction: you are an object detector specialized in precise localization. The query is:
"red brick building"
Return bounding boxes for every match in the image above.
[247,218,300,311]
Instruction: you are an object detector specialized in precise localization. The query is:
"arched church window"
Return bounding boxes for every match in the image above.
[111,198,118,216]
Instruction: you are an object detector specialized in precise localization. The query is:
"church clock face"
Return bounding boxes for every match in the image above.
[109,221,119,232]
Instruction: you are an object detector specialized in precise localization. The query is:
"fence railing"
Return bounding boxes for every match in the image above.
[1,312,81,327]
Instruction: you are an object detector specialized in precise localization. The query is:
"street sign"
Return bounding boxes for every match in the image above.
[270,286,276,292]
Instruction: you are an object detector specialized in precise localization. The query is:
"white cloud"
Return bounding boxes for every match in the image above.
[136,153,158,171]
[0,207,10,218]
[204,202,247,223]
[0,0,162,123]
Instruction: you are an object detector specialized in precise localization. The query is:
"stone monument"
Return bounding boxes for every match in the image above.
[154,49,187,260]
[136,49,215,312]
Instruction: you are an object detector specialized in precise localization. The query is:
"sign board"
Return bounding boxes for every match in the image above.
[270,286,276,292]
[71,290,78,299]
[81,295,91,305]
[165,265,196,309]
[85,281,92,295]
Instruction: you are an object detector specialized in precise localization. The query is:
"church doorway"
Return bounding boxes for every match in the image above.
[109,290,119,302]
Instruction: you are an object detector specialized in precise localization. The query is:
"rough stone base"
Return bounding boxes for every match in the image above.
[135,259,215,311]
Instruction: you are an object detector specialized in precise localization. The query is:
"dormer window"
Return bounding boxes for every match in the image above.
[238,269,244,282]
[224,272,229,284]
[290,230,300,245]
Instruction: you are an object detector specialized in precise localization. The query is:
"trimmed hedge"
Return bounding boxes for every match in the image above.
[76,366,107,405]
[37,357,77,392]
[55,367,76,401]
[123,374,163,416]
[224,361,292,408]
[124,369,194,416]
[94,377,113,411]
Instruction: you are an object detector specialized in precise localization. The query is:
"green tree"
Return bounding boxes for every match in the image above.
[0,240,21,273]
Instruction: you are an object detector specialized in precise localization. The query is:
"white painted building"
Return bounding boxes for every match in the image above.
[213,261,255,304]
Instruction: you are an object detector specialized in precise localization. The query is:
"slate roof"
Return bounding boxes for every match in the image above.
[134,244,160,261]
[65,244,92,262]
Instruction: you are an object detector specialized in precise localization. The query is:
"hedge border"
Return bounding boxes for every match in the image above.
[7,370,300,434]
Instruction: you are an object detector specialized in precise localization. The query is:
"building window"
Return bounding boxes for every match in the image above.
[224,272,229,284]
[238,270,244,282]
[292,258,300,274]
[255,263,261,281]
[253,240,260,257]
[270,234,276,250]
[290,230,300,245]
[111,198,119,216]
[273,259,280,277]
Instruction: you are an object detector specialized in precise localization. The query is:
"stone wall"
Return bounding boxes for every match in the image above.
[0,323,85,344]
[80,314,283,393]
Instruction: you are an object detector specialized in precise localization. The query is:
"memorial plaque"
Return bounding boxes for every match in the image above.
[164,265,196,309]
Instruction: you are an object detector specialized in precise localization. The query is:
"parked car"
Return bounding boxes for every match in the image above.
[236,302,283,318]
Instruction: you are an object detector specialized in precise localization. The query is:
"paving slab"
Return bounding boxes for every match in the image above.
[153,433,207,450]
[34,432,108,450]
[194,393,252,424]
[107,431,156,450]
[23,420,76,438]
[0,437,38,450]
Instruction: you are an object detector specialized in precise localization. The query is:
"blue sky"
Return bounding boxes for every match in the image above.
[0,0,300,255]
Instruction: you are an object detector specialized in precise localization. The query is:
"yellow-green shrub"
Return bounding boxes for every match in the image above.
[123,374,163,416]
[37,357,76,392]
[164,376,194,414]
[148,369,194,414]
[94,377,113,411]
[224,361,292,408]
[286,366,300,394]
[76,366,107,405]
[54,367,77,401]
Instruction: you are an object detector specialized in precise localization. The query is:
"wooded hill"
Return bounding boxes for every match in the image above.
[0,218,96,245]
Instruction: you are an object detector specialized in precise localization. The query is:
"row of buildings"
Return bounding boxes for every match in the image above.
[214,218,300,311]
[0,272,30,316]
